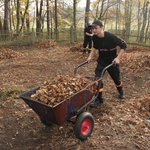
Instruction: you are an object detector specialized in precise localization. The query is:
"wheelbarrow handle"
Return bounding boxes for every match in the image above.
[74,61,88,75]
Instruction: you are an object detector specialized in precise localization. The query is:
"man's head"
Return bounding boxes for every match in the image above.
[85,22,92,28]
[91,20,104,37]
[87,23,90,26]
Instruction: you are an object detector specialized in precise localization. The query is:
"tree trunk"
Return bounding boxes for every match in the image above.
[19,0,29,33]
[36,0,43,35]
[124,0,132,40]
[55,0,58,40]
[0,16,3,33]
[140,1,149,43]
[16,0,20,33]
[73,0,77,42]
[26,12,30,33]
[137,1,142,42]
[145,4,150,43]
[73,0,77,28]
[98,0,105,20]
[115,0,121,34]
[95,1,100,19]
[50,8,53,39]
[47,0,50,37]
[85,0,90,25]
[104,0,109,25]
[3,0,10,33]
[39,0,44,32]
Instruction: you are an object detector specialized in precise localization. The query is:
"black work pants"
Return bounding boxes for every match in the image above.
[83,37,92,49]
[95,60,122,89]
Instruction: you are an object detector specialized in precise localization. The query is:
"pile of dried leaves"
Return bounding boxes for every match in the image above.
[70,43,83,52]
[121,46,150,73]
[31,75,91,106]
[36,39,57,49]
[126,45,150,52]
[127,94,150,118]
[0,48,23,61]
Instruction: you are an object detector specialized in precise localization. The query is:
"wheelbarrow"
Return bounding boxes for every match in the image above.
[20,61,114,141]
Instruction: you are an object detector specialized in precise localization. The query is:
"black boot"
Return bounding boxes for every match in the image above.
[117,87,125,99]
[90,92,103,108]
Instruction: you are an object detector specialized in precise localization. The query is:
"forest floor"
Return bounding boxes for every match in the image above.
[0,42,150,150]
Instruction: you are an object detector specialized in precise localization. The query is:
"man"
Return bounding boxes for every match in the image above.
[83,23,93,54]
[87,20,127,108]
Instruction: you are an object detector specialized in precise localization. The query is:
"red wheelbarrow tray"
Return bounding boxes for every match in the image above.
[20,78,99,125]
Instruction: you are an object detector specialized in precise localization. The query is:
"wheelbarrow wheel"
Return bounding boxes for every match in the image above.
[40,118,53,126]
[74,112,94,141]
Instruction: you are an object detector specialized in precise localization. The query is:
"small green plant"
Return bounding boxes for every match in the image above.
[0,90,22,100]
[11,90,21,99]
[0,90,11,97]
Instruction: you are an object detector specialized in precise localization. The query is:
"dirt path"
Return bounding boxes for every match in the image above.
[0,44,150,150]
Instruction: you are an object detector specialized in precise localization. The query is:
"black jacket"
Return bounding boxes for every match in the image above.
[93,31,127,61]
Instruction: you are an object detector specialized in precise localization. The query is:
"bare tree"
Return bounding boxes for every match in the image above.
[36,0,43,34]
[145,1,150,43]
[55,0,58,40]
[73,0,77,28]
[98,0,106,19]
[19,0,30,33]
[124,0,132,40]
[3,0,10,33]
[73,0,77,42]
[115,0,121,33]
[137,0,142,42]
[139,0,149,43]
[46,0,50,36]
[85,0,90,25]
[92,0,117,21]
[0,16,2,33]
[16,0,20,33]
[26,12,30,33]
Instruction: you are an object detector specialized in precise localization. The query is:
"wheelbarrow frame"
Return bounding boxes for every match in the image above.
[20,78,98,125]
[20,61,114,140]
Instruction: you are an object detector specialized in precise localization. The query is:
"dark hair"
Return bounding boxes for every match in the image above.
[91,20,103,27]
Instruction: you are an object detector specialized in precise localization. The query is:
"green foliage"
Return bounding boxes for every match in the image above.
[0,90,11,97]
[0,90,22,100]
